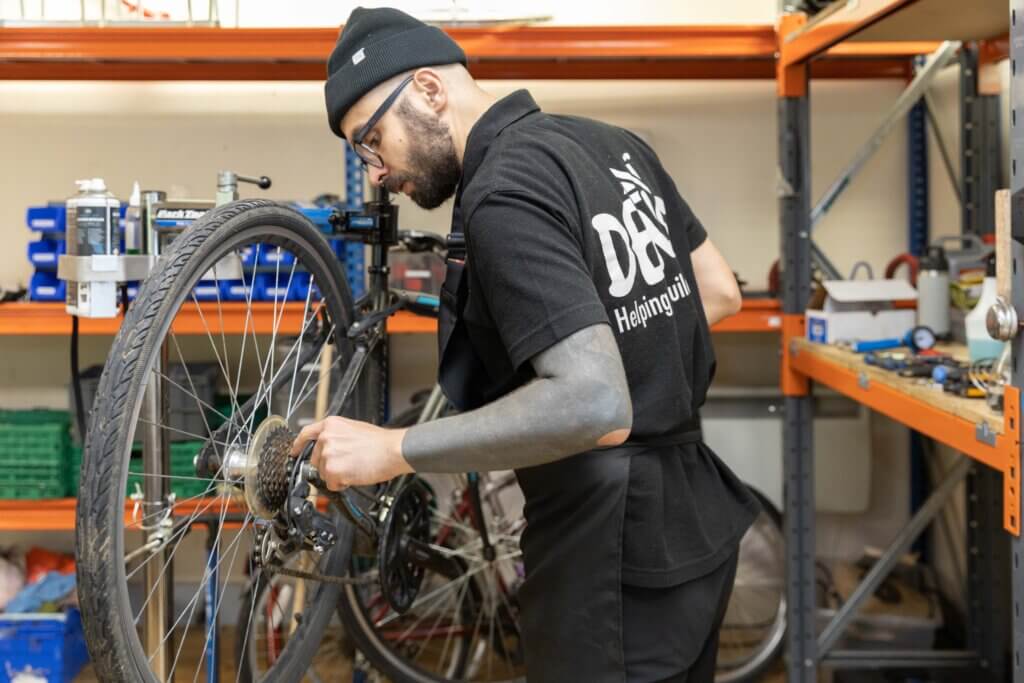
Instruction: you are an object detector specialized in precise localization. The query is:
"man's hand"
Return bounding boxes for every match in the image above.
[290,416,414,491]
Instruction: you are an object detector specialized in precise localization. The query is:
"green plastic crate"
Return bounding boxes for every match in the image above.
[0,412,70,499]
[0,409,70,426]
[0,482,66,500]
[70,441,212,499]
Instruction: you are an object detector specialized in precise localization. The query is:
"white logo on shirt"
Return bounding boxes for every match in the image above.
[590,153,677,298]
[590,153,693,334]
[352,48,366,65]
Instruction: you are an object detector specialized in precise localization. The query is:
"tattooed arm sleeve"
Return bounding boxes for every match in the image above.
[400,323,633,473]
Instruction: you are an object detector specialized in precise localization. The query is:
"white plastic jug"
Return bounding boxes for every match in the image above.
[966,272,1006,362]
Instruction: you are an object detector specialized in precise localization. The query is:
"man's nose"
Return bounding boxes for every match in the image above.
[367,165,387,187]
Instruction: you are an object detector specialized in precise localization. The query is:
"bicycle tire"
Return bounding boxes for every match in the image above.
[76,199,357,682]
[714,488,786,683]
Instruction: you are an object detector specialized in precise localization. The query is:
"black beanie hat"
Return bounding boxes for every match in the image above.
[324,7,467,139]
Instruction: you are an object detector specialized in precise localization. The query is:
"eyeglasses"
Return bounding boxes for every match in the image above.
[351,74,415,169]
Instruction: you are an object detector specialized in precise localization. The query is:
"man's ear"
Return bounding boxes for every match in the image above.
[413,68,447,114]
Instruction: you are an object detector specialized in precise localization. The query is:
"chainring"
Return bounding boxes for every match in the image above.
[378,479,432,614]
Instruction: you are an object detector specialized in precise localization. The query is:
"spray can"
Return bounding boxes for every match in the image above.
[916,245,950,338]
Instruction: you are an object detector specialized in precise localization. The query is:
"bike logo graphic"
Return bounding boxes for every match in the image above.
[590,153,676,298]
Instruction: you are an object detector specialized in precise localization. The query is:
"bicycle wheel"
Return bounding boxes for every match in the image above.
[715,489,786,682]
[338,469,526,683]
[76,199,357,682]
[235,556,356,683]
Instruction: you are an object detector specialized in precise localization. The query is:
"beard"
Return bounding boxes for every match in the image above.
[384,99,461,209]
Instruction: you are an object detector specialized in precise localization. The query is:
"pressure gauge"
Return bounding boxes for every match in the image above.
[908,325,937,352]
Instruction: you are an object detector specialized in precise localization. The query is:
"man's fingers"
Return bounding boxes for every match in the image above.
[310,436,327,473]
[291,420,326,456]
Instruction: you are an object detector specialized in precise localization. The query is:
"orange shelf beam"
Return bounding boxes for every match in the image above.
[0,495,328,531]
[0,302,435,335]
[781,0,920,68]
[0,497,232,531]
[1,300,778,336]
[0,25,935,81]
[787,337,1021,534]
[712,298,782,333]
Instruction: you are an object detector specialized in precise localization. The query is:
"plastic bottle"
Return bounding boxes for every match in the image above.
[965,257,1005,362]
[66,178,120,257]
[916,245,950,338]
[124,181,142,254]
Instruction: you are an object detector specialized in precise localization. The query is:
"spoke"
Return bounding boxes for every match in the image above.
[189,293,239,416]
[464,575,490,678]
[136,417,230,445]
[437,573,473,674]
[148,510,253,670]
[409,573,468,665]
[125,495,223,580]
[395,571,463,648]
[154,363,221,421]
[286,275,317,419]
[131,495,246,619]
[286,335,345,421]
[265,254,299,418]
[376,565,489,629]
[235,562,262,683]
[124,486,225,535]
[213,268,233,396]
[191,508,256,682]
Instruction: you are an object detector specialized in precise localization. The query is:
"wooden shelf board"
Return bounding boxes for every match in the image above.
[788,337,1020,533]
[782,0,1007,69]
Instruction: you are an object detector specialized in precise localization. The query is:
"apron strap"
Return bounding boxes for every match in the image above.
[596,419,702,451]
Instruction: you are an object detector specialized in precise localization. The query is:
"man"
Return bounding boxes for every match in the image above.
[293,7,761,681]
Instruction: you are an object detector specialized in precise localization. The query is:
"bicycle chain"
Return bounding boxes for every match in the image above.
[264,564,376,586]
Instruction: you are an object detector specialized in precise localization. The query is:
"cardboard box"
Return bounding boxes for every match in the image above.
[807,279,917,344]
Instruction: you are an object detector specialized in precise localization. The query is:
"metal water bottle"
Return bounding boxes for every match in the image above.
[916,245,950,338]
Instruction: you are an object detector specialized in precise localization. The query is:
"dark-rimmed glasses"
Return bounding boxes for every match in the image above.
[351,74,415,168]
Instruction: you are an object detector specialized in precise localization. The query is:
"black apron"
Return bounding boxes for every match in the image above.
[438,246,724,680]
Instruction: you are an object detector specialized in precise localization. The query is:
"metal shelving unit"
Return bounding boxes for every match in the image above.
[777,1,1016,680]
[3,13,1016,676]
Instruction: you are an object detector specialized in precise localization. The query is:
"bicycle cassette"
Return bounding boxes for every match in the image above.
[244,415,298,519]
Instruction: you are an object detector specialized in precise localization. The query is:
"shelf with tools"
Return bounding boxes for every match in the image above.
[777,0,1018,680]
[0,24,946,82]
[786,336,1019,529]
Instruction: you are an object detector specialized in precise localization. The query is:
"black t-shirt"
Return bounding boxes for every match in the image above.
[450,90,759,586]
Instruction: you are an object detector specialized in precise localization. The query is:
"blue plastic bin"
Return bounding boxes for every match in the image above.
[0,609,89,682]
[25,205,66,233]
[27,240,65,270]
[295,205,335,233]
[221,279,254,302]
[29,273,66,302]
[192,280,221,302]
[238,244,259,268]
[258,245,296,268]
